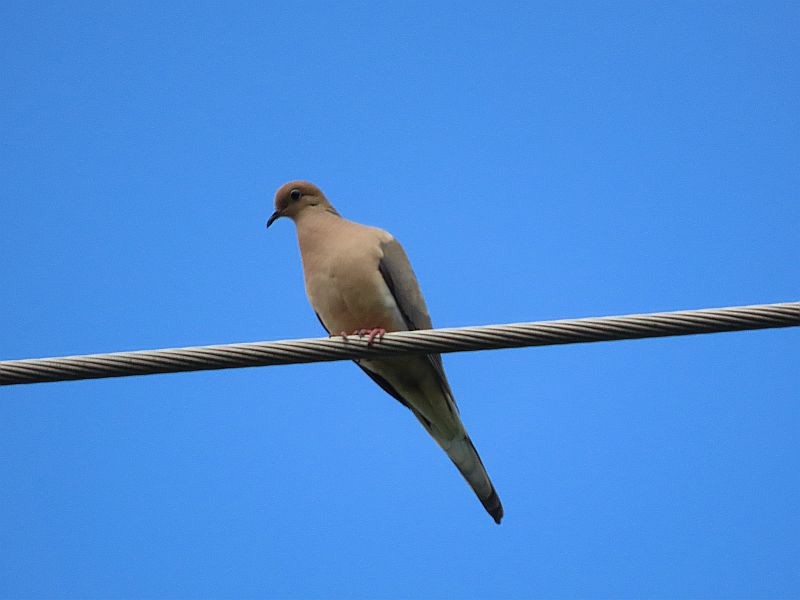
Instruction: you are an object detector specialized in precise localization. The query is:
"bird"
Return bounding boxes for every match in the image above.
[267,180,503,524]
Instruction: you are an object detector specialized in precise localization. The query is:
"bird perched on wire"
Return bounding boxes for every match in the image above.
[267,180,503,523]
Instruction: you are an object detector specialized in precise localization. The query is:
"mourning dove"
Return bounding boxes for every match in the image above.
[267,180,503,524]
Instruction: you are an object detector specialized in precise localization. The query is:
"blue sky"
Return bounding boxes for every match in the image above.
[1,2,798,598]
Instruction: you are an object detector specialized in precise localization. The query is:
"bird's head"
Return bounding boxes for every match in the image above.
[267,180,336,228]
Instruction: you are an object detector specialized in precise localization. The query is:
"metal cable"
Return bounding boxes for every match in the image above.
[1,301,798,386]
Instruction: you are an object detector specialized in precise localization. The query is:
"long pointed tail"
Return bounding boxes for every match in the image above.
[441,435,503,524]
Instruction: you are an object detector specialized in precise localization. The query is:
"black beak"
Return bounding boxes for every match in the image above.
[266,210,282,229]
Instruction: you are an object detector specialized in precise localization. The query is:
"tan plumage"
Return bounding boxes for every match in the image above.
[267,180,503,523]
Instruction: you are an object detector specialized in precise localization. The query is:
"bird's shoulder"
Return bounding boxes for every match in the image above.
[338,218,394,244]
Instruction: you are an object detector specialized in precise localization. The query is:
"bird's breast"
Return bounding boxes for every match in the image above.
[303,247,404,335]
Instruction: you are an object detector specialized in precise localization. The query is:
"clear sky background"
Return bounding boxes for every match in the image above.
[1,2,798,598]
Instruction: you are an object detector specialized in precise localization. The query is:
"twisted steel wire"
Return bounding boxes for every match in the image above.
[1,301,798,386]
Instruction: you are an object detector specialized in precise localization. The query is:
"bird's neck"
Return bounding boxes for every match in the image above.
[294,208,345,257]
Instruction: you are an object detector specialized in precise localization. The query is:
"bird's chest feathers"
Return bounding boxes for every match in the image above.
[301,239,395,331]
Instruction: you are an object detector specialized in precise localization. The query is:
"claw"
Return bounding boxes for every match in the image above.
[352,327,386,346]
[366,327,386,346]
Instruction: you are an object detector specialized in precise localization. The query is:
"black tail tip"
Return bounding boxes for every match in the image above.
[490,507,503,525]
[485,490,504,524]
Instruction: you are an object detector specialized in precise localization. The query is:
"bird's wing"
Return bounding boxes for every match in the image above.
[377,237,434,331]
[376,237,455,403]
[371,237,502,523]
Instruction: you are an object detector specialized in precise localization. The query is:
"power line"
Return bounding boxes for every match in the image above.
[1,301,798,387]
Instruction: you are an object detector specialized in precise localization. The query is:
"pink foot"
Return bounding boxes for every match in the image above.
[366,327,386,346]
[354,327,386,346]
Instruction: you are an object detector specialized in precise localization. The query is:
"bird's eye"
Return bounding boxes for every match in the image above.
[290,189,301,201]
